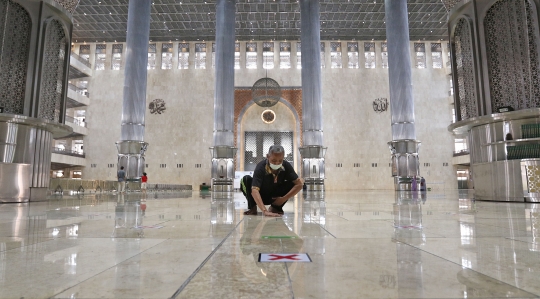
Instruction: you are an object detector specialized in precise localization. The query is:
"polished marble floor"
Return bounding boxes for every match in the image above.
[0,190,539,298]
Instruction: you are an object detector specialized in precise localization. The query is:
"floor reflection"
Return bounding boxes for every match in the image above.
[113,195,144,238]
[1,190,540,298]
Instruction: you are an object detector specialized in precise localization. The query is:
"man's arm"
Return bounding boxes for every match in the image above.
[251,188,281,217]
[272,178,304,206]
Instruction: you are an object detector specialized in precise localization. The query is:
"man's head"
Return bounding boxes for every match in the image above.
[143,172,147,176]
[120,166,124,170]
[267,145,285,169]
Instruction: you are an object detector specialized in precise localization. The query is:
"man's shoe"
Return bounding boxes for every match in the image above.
[243,207,257,215]
[269,206,284,215]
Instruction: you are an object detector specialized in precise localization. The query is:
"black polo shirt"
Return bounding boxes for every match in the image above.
[251,159,298,199]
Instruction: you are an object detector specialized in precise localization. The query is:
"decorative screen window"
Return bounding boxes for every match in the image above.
[212,43,216,69]
[364,42,376,69]
[330,42,342,68]
[381,42,388,68]
[161,43,173,69]
[235,43,240,69]
[297,42,302,69]
[111,44,123,70]
[263,42,274,69]
[95,44,106,70]
[178,43,189,69]
[246,42,257,69]
[195,43,207,69]
[321,42,325,68]
[147,43,156,70]
[79,45,90,61]
[414,43,426,69]
[431,43,443,69]
[244,131,294,171]
[347,42,359,69]
[280,42,291,69]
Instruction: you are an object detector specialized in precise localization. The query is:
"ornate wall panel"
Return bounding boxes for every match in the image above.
[0,0,31,115]
[443,0,464,11]
[525,165,540,193]
[454,18,477,120]
[38,19,67,122]
[484,0,540,111]
[525,0,540,108]
[53,0,79,14]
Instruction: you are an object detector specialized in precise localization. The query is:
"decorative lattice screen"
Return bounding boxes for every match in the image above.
[244,131,294,171]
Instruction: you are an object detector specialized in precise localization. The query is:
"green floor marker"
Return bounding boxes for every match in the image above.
[261,236,297,239]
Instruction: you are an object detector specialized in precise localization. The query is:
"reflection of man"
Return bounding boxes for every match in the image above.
[117,166,126,194]
[241,145,304,217]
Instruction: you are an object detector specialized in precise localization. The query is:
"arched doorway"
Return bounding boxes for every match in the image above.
[238,101,298,171]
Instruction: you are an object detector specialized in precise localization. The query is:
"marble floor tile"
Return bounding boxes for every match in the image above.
[0,190,539,299]
[398,236,540,295]
[52,239,217,299]
[289,238,537,299]
[0,238,166,298]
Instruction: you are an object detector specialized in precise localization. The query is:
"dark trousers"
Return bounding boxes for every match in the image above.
[240,175,293,210]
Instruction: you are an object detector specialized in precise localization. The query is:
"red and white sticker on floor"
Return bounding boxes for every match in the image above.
[258,253,312,263]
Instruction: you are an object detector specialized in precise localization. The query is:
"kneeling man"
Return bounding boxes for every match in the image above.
[241,145,304,217]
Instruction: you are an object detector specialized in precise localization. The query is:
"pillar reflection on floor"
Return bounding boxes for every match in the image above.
[530,204,540,252]
[394,190,425,298]
[113,194,144,238]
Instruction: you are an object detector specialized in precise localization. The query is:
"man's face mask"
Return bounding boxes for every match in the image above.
[267,153,284,170]
[269,162,282,170]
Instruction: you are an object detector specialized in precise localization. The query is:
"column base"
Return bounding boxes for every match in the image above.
[211,178,234,193]
[116,141,148,180]
[304,178,325,191]
[0,163,31,203]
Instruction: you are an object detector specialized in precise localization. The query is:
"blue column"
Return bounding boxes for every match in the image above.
[121,0,152,141]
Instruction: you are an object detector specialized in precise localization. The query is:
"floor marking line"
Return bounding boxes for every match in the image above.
[169,218,245,299]
[281,239,296,299]
[318,223,337,238]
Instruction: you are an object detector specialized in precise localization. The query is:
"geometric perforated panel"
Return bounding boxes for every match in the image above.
[39,20,67,123]
[485,0,540,111]
[54,0,79,14]
[0,0,31,115]
[454,18,477,120]
[442,0,464,12]
[525,165,540,193]
[244,131,293,171]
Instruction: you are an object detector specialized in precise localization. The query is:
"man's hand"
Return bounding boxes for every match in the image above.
[263,210,282,217]
[272,196,287,206]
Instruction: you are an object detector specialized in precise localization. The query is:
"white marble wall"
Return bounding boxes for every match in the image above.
[78,40,456,190]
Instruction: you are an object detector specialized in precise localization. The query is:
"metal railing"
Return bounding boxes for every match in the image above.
[70,52,92,68]
[52,147,85,158]
[64,115,87,127]
[68,83,89,98]
[453,149,470,157]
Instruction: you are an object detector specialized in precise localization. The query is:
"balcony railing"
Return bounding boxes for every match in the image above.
[68,83,89,98]
[52,147,85,158]
[453,149,470,157]
[65,115,87,128]
[70,52,91,68]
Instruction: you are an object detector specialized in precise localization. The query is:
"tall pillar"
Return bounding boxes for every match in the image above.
[385,0,421,191]
[115,0,152,183]
[299,0,327,191]
[211,0,237,194]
